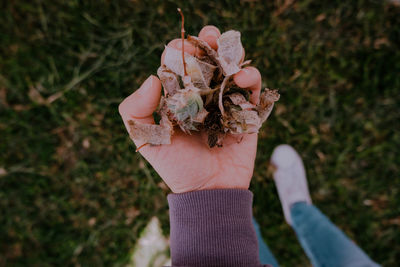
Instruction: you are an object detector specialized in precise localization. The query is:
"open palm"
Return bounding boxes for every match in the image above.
[119,25,262,193]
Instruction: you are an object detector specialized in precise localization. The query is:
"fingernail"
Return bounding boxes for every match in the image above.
[136,76,154,97]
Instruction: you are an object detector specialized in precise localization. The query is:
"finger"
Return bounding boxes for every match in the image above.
[233,66,261,105]
[118,75,162,132]
[199,25,246,63]
[161,38,198,65]
[198,25,221,50]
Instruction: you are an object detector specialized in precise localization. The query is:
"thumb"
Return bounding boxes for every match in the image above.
[118,75,162,132]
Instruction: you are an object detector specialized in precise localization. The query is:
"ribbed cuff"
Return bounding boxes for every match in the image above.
[168,189,262,267]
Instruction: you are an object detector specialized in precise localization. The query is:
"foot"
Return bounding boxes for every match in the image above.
[271,144,312,226]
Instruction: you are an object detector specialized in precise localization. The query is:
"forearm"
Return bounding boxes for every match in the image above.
[168,189,265,267]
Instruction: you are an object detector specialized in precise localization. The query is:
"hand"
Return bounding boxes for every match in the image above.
[119,25,262,193]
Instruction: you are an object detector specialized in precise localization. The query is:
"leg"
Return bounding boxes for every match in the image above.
[291,202,380,267]
[271,145,380,267]
[252,218,279,267]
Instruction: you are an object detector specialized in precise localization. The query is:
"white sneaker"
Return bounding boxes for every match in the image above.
[271,144,312,226]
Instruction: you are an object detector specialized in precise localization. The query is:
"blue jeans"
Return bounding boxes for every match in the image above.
[253,202,380,267]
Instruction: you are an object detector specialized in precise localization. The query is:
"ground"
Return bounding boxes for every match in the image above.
[0,0,399,266]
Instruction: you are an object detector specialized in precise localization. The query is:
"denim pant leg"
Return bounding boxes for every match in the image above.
[290,202,380,267]
[253,218,279,267]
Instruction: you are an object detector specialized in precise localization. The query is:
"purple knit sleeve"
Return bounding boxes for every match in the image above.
[167,189,268,267]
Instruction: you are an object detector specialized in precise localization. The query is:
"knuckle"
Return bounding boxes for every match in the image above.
[247,66,261,78]
[246,66,262,85]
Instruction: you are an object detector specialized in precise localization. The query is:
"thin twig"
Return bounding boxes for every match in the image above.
[177,8,187,76]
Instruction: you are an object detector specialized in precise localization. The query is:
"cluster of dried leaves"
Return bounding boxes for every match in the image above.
[129,13,280,148]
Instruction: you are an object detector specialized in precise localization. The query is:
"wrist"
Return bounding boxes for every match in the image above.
[194,174,251,192]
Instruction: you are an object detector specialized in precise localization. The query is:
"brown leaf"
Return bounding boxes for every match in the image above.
[88,217,96,226]
[228,93,247,105]
[257,89,280,123]
[193,108,209,123]
[28,85,46,104]
[197,60,216,87]
[157,65,181,96]
[163,46,216,90]
[217,30,243,76]
[374,38,390,49]
[144,28,281,148]
[128,115,173,145]
[228,109,261,134]
[273,0,295,17]
[240,59,252,68]
[82,138,90,149]
[227,93,256,110]
[315,13,326,22]
[187,35,223,71]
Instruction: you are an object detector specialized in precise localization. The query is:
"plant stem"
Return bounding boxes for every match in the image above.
[177,8,187,76]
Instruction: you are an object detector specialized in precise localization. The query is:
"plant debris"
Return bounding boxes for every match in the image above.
[128,9,280,148]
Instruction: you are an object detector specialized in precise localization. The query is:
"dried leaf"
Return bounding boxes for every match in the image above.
[257,89,280,123]
[128,115,173,145]
[240,59,252,67]
[227,93,256,110]
[193,108,209,123]
[228,93,247,105]
[28,85,46,105]
[217,30,243,76]
[157,66,181,96]
[187,35,222,71]
[197,60,216,87]
[163,46,216,90]
[133,25,281,148]
[224,89,280,135]
[228,110,261,134]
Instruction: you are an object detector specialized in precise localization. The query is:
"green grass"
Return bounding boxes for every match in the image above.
[1,0,399,266]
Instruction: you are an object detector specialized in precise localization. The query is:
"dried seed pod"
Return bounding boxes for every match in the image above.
[165,88,205,132]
